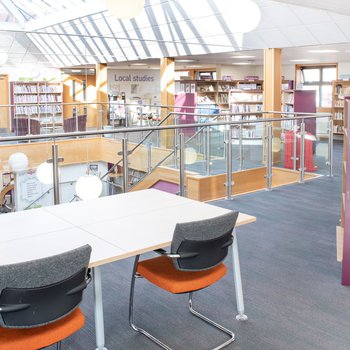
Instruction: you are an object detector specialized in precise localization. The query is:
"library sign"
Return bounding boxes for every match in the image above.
[114,74,155,82]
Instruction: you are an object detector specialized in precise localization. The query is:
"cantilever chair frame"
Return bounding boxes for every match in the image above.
[129,212,238,350]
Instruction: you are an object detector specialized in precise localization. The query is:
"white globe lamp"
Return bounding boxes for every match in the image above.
[75,174,103,200]
[226,0,261,33]
[106,0,145,19]
[36,161,54,185]
[8,152,29,172]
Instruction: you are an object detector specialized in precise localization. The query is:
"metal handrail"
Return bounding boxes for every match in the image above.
[100,110,175,180]
[0,112,332,143]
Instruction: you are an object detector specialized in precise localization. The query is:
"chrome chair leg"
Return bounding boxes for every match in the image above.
[56,341,62,350]
[129,255,172,350]
[188,292,235,350]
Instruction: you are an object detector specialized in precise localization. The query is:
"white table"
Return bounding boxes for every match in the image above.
[0,189,256,350]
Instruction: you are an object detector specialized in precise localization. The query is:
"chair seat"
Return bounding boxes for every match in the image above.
[0,308,85,350]
[137,255,227,294]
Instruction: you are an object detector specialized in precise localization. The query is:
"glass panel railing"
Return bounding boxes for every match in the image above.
[233,116,264,172]
[313,116,332,176]
[0,111,333,213]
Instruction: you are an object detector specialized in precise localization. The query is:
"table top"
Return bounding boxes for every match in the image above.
[0,189,256,268]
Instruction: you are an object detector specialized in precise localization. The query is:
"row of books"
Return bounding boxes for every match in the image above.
[14,95,38,103]
[230,92,263,102]
[334,112,344,120]
[38,85,62,93]
[15,105,63,115]
[231,104,262,113]
[39,95,62,102]
[14,85,37,93]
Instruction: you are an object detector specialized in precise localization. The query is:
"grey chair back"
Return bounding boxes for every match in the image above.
[170,211,238,271]
[0,244,91,328]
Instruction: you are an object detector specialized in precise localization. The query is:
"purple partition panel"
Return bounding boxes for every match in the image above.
[151,180,179,195]
[342,98,350,285]
[294,90,316,135]
[175,93,196,136]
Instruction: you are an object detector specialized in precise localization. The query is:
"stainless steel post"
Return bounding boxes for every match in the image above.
[147,141,152,173]
[179,132,186,197]
[174,116,178,168]
[299,120,305,183]
[226,125,233,200]
[266,123,273,191]
[239,124,243,170]
[99,106,103,130]
[52,144,61,205]
[328,118,334,177]
[75,106,78,132]
[122,138,129,193]
[206,126,211,176]
[28,113,31,136]
[293,119,298,171]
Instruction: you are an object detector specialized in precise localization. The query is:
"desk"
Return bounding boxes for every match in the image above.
[0,189,255,350]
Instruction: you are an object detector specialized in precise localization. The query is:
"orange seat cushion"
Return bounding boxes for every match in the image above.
[137,256,227,294]
[0,308,85,350]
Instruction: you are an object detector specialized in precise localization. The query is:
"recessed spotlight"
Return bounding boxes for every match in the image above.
[232,62,252,65]
[129,63,147,66]
[176,59,196,63]
[71,69,82,72]
[231,55,256,59]
[308,49,339,53]
[289,59,312,62]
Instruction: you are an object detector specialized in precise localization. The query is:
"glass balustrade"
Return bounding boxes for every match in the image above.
[0,109,333,212]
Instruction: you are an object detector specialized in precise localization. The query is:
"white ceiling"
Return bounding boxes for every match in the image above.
[273,0,350,16]
[1,0,350,68]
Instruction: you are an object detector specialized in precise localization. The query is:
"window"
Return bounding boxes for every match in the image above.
[300,66,336,108]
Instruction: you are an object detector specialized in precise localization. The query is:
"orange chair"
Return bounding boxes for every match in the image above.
[0,245,92,350]
[129,211,239,350]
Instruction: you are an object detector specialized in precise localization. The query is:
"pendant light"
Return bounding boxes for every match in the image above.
[75,174,103,200]
[106,0,145,19]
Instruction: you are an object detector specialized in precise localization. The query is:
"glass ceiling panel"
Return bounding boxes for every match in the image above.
[4,0,87,22]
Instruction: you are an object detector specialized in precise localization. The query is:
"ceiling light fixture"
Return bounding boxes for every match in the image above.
[106,0,145,20]
[129,63,147,66]
[231,55,256,59]
[176,59,196,63]
[232,62,252,65]
[289,59,312,62]
[308,49,339,53]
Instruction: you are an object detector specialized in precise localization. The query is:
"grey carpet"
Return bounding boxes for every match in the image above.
[58,141,350,350]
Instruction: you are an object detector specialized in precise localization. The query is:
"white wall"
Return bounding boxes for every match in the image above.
[15,162,108,210]
[107,69,161,104]
[0,66,61,82]
[338,62,350,78]
[218,65,263,80]
[218,64,296,81]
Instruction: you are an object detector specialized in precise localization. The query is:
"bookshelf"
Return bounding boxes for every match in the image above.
[332,80,350,135]
[175,80,237,108]
[229,80,264,140]
[10,81,63,132]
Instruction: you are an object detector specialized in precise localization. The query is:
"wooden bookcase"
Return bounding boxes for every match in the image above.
[332,80,350,136]
[229,80,264,140]
[10,81,63,132]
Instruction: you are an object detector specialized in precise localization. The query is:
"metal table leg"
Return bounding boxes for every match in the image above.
[232,230,248,321]
[93,267,108,350]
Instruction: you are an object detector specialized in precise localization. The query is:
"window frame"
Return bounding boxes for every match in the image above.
[297,64,337,108]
